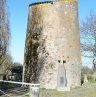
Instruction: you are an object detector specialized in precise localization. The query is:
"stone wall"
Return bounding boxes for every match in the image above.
[23,0,81,89]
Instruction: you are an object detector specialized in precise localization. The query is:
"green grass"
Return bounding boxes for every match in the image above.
[74,86,82,89]
[86,87,96,92]
[40,88,46,90]
[40,88,56,92]
[23,95,29,97]
[49,91,62,95]
[88,79,96,83]
[40,88,56,91]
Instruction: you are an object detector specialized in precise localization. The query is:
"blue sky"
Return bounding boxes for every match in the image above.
[7,0,96,69]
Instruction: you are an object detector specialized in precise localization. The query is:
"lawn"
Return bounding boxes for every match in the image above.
[0,76,96,97]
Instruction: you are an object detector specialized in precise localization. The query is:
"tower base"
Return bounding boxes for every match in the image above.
[56,86,70,91]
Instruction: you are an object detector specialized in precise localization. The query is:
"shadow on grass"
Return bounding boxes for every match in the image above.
[0,82,29,96]
[0,82,22,92]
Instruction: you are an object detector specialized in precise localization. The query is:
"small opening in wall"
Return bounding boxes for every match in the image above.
[51,1,53,4]
[63,60,66,63]
[58,60,60,63]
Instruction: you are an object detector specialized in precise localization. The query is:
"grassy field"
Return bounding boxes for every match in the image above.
[0,76,96,97]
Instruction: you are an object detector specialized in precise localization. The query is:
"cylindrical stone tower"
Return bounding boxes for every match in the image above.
[23,0,81,89]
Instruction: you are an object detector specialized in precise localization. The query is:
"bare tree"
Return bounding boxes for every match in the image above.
[0,0,11,73]
[81,66,93,75]
[0,53,13,74]
[80,10,96,68]
[80,10,96,81]
[13,62,22,66]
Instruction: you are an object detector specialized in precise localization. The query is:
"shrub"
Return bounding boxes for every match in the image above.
[81,76,84,81]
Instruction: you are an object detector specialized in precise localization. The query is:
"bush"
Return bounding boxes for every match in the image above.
[87,76,93,80]
[81,76,84,81]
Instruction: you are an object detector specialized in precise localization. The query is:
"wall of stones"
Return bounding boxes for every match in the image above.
[23,0,81,89]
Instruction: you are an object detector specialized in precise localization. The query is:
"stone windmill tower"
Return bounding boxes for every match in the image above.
[23,0,81,90]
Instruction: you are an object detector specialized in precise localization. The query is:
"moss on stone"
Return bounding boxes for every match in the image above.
[46,52,49,56]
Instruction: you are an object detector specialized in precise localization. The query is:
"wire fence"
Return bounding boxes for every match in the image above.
[0,80,40,97]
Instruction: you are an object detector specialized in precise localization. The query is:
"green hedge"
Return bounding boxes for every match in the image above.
[81,76,84,81]
[81,76,93,81]
[87,76,93,80]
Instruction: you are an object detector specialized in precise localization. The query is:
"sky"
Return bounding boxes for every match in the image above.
[7,0,96,69]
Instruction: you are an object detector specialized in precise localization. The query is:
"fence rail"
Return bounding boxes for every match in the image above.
[0,80,40,97]
[0,80,40,86]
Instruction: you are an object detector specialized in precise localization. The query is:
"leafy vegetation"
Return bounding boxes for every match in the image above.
[81,76,84,81]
